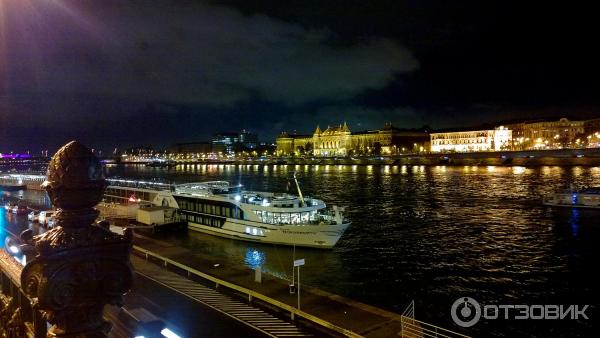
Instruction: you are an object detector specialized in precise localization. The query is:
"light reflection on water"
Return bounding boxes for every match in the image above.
[2,165,599,337]
[569,208,580,238]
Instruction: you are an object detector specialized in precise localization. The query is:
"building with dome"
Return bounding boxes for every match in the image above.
[276,123,429,157]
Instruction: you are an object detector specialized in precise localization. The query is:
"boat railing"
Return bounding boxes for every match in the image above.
[174,181,233,195]
[107,178,172,190]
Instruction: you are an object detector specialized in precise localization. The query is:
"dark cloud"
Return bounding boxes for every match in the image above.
[2,1,599,152]
[2,0,417,107]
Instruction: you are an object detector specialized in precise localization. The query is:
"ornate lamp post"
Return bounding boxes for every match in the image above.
[19,141,133,337]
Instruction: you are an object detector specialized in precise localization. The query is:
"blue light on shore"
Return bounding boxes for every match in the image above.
[245,248,265,268]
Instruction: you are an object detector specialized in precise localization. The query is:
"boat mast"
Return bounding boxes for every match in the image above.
[293,173,305,207]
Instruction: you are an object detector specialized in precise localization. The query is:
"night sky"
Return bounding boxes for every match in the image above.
[1,0,599,153]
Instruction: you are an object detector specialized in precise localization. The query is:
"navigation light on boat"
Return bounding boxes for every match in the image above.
[234,195,241,202]
[572,194,577,204]
[129,195,138,203]
[262,199,270,207]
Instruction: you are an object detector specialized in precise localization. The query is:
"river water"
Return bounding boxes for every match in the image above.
[2,164,599,337]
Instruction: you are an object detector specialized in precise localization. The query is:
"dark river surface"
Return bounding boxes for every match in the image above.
[2,163,599,337]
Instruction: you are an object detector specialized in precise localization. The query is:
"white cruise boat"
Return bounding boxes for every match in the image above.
[543,187,600,209]
[103,178,350,248]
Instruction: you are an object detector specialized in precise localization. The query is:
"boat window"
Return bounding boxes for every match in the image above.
[291,213,301,224]
[265,212,273,224]
[273,213,281,224]
[281,213,290,224]
[301,212,309,223]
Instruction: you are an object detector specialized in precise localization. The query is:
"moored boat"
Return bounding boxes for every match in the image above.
[145,160,177,168]
[103,177,350,248]
[543,187,600,209]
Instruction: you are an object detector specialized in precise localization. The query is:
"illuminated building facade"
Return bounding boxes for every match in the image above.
[430,127,512,153]
[276,123,429,156]
[505,117,585,149]
[584,118,600,148]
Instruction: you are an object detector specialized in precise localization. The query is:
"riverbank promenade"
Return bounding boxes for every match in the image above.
[130,234,463,338]
[1,229,467,338]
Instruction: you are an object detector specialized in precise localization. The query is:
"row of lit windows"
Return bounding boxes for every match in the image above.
[183,212,224,228]
[105,188,150,201]
[434,139,490,145]
[253,210,316,224]
[433,145,489,151]
[175,198,242,219]
[431,133,489,140]
[103,196,127,204]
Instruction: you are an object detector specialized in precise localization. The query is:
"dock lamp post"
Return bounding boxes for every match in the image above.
[293,258,305,310]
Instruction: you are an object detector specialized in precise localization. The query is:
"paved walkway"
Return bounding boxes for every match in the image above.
[133,234,405,338]
[132,255,315,337]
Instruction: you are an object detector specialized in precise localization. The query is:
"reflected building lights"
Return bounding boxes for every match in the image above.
[512,166,526,175]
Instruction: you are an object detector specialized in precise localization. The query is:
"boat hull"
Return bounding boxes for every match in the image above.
[187,220,350,249]
[543,192,600,209]
[543,201,600,209]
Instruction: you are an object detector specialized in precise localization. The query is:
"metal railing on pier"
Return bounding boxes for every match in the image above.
[132,245,364,338]
[400,301,471,338]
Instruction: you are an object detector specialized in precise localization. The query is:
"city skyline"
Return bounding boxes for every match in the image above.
[2,1,600,152]
[1,2,599,338]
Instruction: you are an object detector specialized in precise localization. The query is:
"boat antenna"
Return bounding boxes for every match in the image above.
[293,172,305,207]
